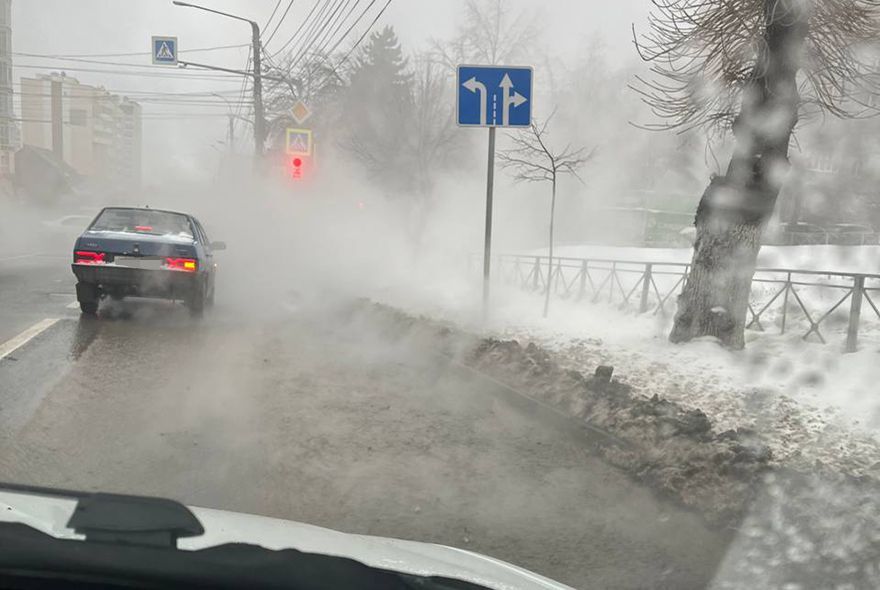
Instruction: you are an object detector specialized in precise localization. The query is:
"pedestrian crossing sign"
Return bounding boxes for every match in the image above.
[285,128,313,156]
[152,36,178,65]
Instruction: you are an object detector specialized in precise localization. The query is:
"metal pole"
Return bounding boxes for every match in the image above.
[482,126,496,320]
[51,80,63,159]
[543,176,557,318]
[228,115,235,152]
[781,272,791,334]
[846,275,865,353]
[250,21,264,159]
[640,263,653,313]
[171,3,263,157]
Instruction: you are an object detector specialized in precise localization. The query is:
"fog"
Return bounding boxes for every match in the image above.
[5,1,880,588]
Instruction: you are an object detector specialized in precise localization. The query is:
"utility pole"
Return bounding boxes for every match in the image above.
[50,79,63,159]
[250,21,264,159]
[172,1,264,158]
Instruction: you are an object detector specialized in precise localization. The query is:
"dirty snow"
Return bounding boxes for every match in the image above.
[374,245,880,480]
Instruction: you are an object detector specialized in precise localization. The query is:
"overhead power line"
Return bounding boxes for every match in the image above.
[15,63,244,82]
[285,0,339,66]
[14,44,249,59]
[267,0,324,59]
[15,53,214,70]
[308,0,375,69]
[311,0,361,59]
[264,0,298,47]
[338,0,393,66]
[14,91,250,105]
[288,0,355,69]
[263,0,284,30]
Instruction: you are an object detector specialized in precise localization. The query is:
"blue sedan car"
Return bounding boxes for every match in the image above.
[71,207,224,316]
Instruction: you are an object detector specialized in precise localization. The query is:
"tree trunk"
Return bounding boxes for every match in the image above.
[669,0,809,349]
[544,175,557,318]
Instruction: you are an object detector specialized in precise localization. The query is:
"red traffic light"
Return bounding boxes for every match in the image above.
[292,157,302,168]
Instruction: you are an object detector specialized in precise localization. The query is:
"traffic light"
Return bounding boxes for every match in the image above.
[289,156,310,180]
[291,157,303,179]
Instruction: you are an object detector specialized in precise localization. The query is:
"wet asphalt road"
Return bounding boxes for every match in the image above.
[0,252,731,589]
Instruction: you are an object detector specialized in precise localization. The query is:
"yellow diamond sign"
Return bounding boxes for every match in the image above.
[291,100,312,125]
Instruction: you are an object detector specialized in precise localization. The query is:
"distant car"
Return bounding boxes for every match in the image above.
[71,207,225,316]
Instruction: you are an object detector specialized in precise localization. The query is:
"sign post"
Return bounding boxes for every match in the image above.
[457,65,533,319]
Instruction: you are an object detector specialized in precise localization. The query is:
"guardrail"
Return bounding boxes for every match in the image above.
[475,253,880,352]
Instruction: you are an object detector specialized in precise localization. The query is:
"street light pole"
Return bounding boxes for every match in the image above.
[250,21,264,159]
[210,93,236,152]
[172,1,264,158]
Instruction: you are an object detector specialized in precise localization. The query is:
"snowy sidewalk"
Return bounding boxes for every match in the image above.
[376,273,880,480]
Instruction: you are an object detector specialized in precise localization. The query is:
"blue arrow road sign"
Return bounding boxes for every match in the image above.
[152,36,178,65]
[457,65,532,128]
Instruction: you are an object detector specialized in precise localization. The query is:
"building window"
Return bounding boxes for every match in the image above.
[70,108,88,126]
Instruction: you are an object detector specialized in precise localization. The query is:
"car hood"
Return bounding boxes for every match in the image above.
[0,491,574,590]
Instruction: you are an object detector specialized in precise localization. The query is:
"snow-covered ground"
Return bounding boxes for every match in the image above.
[375,244,880,478]
[545,243,880,275]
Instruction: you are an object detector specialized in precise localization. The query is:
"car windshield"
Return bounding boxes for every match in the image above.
[89,208,193,238]
[5,2,880,590]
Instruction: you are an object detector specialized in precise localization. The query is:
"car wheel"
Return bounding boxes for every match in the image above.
[187,281,206,317]
[76,282,99,316]
[80,301,98,316]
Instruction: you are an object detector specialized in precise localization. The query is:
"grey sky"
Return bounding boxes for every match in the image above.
[12,1,650,179]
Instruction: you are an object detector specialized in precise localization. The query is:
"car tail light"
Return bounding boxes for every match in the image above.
[165,257,197,272]
[75,251,106,264]
[135,225,153,232]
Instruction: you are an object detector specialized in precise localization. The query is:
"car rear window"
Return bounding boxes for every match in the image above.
[89,209,194,239]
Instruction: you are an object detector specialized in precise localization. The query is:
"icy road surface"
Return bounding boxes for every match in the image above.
[0,256,728,589]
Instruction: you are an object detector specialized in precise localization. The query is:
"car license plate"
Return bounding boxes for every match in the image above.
[115,256,164,270]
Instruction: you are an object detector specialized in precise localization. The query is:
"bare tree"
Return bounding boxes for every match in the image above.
[431,0,540,68]
[499,114,593,317]
[633,0,880,349]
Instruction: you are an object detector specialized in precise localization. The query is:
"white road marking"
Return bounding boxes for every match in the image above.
[0,318,60,360]
[66,301,80,309]
[0,253,39,263]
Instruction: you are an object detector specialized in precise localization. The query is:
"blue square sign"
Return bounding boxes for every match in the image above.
[457,65,532,128]
[152,36,178,65]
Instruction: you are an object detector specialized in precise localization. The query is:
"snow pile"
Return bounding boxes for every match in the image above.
[465,338,772,526]
[352,300,772,525]
[354,300,880,583]
[490,303,880,479]
[374,268,880,481]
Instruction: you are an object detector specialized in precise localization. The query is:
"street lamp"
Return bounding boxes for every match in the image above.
[211,92,236,152]
[172,0,265,158]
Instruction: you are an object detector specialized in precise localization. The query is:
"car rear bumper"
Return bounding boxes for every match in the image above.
[72,264,200,299]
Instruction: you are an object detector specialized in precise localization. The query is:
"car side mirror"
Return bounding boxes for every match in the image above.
[211,241,227,251]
